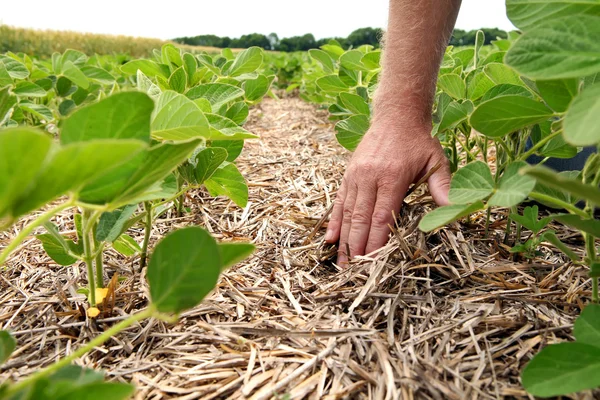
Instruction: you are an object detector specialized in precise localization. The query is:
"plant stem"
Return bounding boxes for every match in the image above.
[4,307,155,396]
[82,210,96,306]
[0,201,75,266]
[484,208,492,238]
[586,233,598,303]
[496,138,514,162]
[517,131,562,162]
[140,201,152,271]
[94,242,105,289]
[528,193,589,218]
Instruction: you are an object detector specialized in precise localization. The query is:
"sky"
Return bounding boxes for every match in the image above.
[0,0,516,40]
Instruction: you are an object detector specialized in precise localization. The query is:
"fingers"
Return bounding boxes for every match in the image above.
[364,185,405,254]
[325,183,347,244]
[427,155,451,206]
[345,182,377,260]
[337,183,358,266]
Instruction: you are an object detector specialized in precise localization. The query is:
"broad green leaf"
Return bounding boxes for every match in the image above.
[467,72,495,101]
[483,63,522,86]
[0,330,16,365]
[540,134,578,159]
[61,49,87,68]
[453,48,475,68]
[316,75,348,93]
[96,204,138,242]
[437,74,466,99]
[335,114,370,151]
[211,140,244,162]
[532,170,577,208]
[0,55,29,79]
[480,84,533,102]
[244,74,270,102]
[506,0,600,30]
[521,342,600,397]
[536,79,579,112]
[524,165,600,206]
[204,162,248,208]
[194,98,212,113]
[121,59,170,78]
[219,242,255,270]
[309,49,334,73]
[194,147,228,184]
[470,95,554,138]
[20,102,53,121]
[148,227,222,313]
[340,50,367,71]
[448,161,494,204]
[168,66,187,94]
[186,83,245,112]
[224,102,249,125]
[0,87,17,126]
[563,84,600,146]
[112,234,142,257]
[474,30,485,67]
[505,15,600,79]
[321,43,345,59]
[339,92,370,115]
[510,205,551,234]
[228,47,263,77]
[0,128,52,220]
[37,233,79,266]
[13,81,46,97]
[151,91,211,141]
[361,50,381,70]
[574,304,600,347]
[53,381,135,400]
[61,61,89,89]
[14,140,147,216]
[439,101,473,132]
[61,92,153,144]
[80,66,115,84]
[553,214,600,237]
[488,161,536,207]
[161,43,183,67]
[206,113,258,140]
[0,61,12,86]
[183,53,197,83]
[419,201,485,232]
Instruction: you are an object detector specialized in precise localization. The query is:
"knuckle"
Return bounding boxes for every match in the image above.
[351,209,372,224]
[372,209,392,225]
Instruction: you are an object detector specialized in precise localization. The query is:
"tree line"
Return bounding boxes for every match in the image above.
[172,27,507,52]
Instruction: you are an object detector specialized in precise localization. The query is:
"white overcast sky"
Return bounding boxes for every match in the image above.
[0,0,515,40]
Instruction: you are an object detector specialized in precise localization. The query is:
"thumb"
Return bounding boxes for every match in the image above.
[427,157,451,206]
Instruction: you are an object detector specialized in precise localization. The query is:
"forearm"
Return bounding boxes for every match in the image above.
[374,0,462,128]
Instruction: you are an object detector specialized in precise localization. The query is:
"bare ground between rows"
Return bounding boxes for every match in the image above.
[0,96,596,400]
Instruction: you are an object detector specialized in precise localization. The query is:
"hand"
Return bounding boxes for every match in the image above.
[324,119,451,265]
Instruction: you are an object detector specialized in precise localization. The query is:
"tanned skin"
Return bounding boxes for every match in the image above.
[325,0,463,264]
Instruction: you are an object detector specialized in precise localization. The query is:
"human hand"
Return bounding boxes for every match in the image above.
[324,119,451,265]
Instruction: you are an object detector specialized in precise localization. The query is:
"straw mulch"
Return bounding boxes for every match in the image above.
[0,96,595,399]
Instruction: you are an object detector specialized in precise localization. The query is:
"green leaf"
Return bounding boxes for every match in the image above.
[488,161,536,207]
[309,49,334,73]
[316,75,349,93]
[168,66,187,94]
[419,201,485,232]
[339,92,370,115]
[186,83,245,113]
[505,15,600,79]
[224,102,249,125]
[20,102,53,121]
[13,81,46,98]
[161,43,182,67]
[361,50,381,70]
[510,205,551,234]
[0,55,29,79]
[244,74,270,102]
[61,61,89,89]
[438,101,473,132]
[448,161,494,204]
[194,147,228,184]
[340,50,367,71]
[80,66,116,84]
[335,114,369,151]
[183,53,197,83]
[564,84,600,146]
[0,128,52,220]
[53,382,135,400]
[204,162,248,208]
[467,72,495,101]
[148,227,222,314]
[437,74,466,99]
[524,165,600,206]
[151,91,211,141]
[205,113,258,140]
[211,140,244,162]
[470,95,554,138]
[553,214,600,237]
[521,342,600,397]
[483,63,523,86]
[121,59,170,78]
[61,92,153,144]
[228,47,263,77]
[219,242,255,270]
[536,79,579,112]
[506,0,600,30]
[37,233,79,266]
[0,330,16,365]
[321,43,345,59]
[96,204,138,242]
[0,61,13,87]
[574,304,600,347]
[112,234,142,257]
[480,84,533,102]
[0,87,17,126]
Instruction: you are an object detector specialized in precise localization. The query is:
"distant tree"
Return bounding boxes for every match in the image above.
[276,34,316,52]
[267,33,279,50]
[346,27,383,48]
[449,28,507,46]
